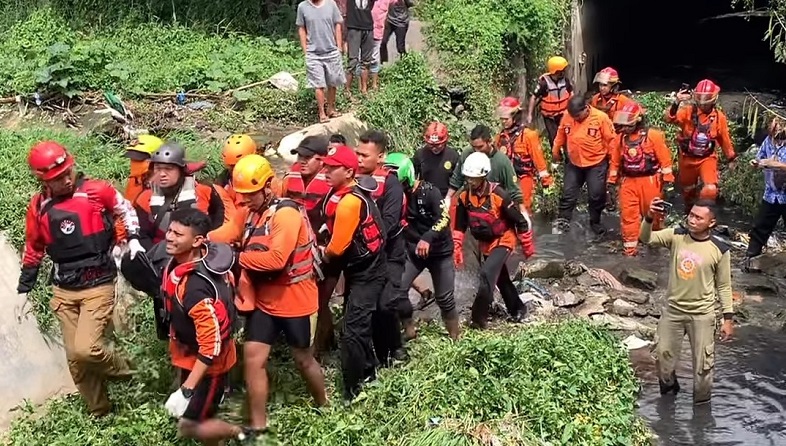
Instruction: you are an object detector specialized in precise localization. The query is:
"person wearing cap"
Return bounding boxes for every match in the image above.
[356,129,410,363]
[321,144,387,400]
[19,141,143,417]
[209,154,327,432]
[134,141,233,249]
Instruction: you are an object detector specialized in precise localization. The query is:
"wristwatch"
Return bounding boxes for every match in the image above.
[180,386,195,398]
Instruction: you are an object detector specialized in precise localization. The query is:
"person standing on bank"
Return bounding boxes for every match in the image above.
[743,118,786,269]
[297,0,346,123]
[380,0,412,64]
[551,95,616,235]
[641,198,734,405]
[345,0,376,97]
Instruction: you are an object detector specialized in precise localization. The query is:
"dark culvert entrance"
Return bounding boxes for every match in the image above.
[583,0,786,92]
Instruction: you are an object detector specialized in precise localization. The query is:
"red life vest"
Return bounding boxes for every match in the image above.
[324,185,385,265]
[239,199,316,285]
[162,243,237,353]
[678,106,717,158]
[283,167,331,231]
[370,167,407,236]
[460,183,510,242]
[620,129,660,177]
[37,176,115,287]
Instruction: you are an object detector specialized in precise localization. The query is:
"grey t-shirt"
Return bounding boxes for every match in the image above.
[296,0,343,55]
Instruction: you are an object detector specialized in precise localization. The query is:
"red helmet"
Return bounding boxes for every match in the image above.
[424,121,448,145]
[594,67,620,85]
[496,96,522,118]
[613,102,644,126]
[695,79,720,105]
[28,141,74,181]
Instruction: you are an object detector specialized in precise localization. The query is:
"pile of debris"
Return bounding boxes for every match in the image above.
[513,259,664,338]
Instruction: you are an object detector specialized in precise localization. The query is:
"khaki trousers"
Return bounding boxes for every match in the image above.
[51,283,132,415]
[656,307,716,404]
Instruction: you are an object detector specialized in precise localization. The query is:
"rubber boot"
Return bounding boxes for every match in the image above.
[402,318,417,341]
[659,371,681,395]
[444,316,461,341]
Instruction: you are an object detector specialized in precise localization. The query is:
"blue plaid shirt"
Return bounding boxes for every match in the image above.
[758,136,786,204]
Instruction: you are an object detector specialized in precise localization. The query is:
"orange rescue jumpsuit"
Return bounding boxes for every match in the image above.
[665,104,736,205]
[608,128,675,255]
[590,92,632,120]
[495,127,552,213]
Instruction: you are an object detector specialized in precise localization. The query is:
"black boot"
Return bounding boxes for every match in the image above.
[658,371,681,395]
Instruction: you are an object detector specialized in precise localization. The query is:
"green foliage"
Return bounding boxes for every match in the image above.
[7,319,650,446]
[0,127,224,333]
[0,7,302,97]
[720,150,764,215]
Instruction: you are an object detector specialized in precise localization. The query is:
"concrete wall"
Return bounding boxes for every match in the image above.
[0,236,74,430]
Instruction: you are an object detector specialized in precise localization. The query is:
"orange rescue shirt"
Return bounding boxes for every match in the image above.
[209,204,318,317]
[552,107,616,168]
[513,128,550,180]
[608,128,675,184]
[590,93,632,119]
[664,104,736,161]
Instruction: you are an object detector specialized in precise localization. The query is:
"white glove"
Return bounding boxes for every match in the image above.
[550,163,560,171]
[164,389,192,418]
[128,239,146,260]
[111,244,125,268]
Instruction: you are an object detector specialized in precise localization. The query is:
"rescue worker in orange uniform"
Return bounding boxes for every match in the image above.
[607,102,675,256]
[590,67,631,119]
[356,129,411,362]
[453,152,535,329]
[280,136,336,355]
[527,56,573,145]
[665,79,737,208]
[320,144,388,400]
[552,95,616,235]
[134,142,234,249]
[18,141,142,417]
[159,208,252,444]
[209,154,327,432]
[495,96,553,213]
[216,134,258,205]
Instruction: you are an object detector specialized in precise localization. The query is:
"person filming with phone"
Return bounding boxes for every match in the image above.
[743,118,786,270]
[640,197,734,406]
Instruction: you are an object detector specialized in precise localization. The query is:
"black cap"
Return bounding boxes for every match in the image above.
[291,135,329,156]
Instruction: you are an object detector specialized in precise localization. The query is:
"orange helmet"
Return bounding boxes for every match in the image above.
[546,56,569,75]
[28,141,75,181]
[222,134,257,168]
[694,79,720,105]
[593,67,620,85]
[423,122,448,145]
[496,97,522,118]
[612,102,643,126]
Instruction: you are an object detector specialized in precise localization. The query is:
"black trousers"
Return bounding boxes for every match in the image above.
[380,22,408,63]
[543,115,562,147]
[747,200,786,257]
[371,236,408,365]
[471,246,522,327]
[340,254,386,400]
[558,158,609,225]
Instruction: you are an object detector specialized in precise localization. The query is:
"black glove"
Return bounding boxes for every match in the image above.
[17,265,40,294]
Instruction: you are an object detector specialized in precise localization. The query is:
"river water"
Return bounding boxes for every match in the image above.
[440,208,786,445]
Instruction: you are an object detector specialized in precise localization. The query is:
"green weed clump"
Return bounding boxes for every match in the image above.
[7,318,651,446]
[0,127,224,333]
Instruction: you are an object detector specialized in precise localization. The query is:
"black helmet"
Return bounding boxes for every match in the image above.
[150,141,187,167]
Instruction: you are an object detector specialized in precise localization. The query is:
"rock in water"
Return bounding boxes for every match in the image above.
[553,290,584,308]
[574,294,608,318]
[619,267,658,290]
[622,290,650,305]
[748,253,786,278]
[611,299,636,317]
[520,259,565,279]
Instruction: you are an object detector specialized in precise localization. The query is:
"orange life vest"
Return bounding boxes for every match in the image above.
[497,126,535,177]
[283,167,331,230]
[460,182,510,242]
[540,74,571,117]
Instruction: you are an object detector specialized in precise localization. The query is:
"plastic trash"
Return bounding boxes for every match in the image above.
[269,71,299,92]
[622,334,651,350]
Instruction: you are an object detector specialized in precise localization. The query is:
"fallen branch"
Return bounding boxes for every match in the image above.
[698,9,771,23]
[744,89,786,121]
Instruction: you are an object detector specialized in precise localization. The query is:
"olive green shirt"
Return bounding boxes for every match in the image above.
[639,221,733,315]
[449,148,523,204]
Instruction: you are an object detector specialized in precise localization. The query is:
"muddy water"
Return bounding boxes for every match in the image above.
[430,209,786,445]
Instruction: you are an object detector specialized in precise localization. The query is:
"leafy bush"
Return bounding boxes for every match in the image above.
[0,127,224,332]
[7,317,651,446]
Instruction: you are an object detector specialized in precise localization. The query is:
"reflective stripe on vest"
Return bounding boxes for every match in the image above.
[150,176,198,234]
[241,199,316,285]
[283,170,331,212]
[540,75,570,117]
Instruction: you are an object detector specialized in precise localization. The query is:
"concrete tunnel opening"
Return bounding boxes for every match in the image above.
[581,0,786,92]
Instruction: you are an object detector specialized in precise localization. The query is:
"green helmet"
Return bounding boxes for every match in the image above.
[384,152,415,188]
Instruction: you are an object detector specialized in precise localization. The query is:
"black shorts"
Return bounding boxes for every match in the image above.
[179,369,228,422]
[245,309,317,348]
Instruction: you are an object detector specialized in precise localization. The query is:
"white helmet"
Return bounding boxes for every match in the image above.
[462,152,491,178]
